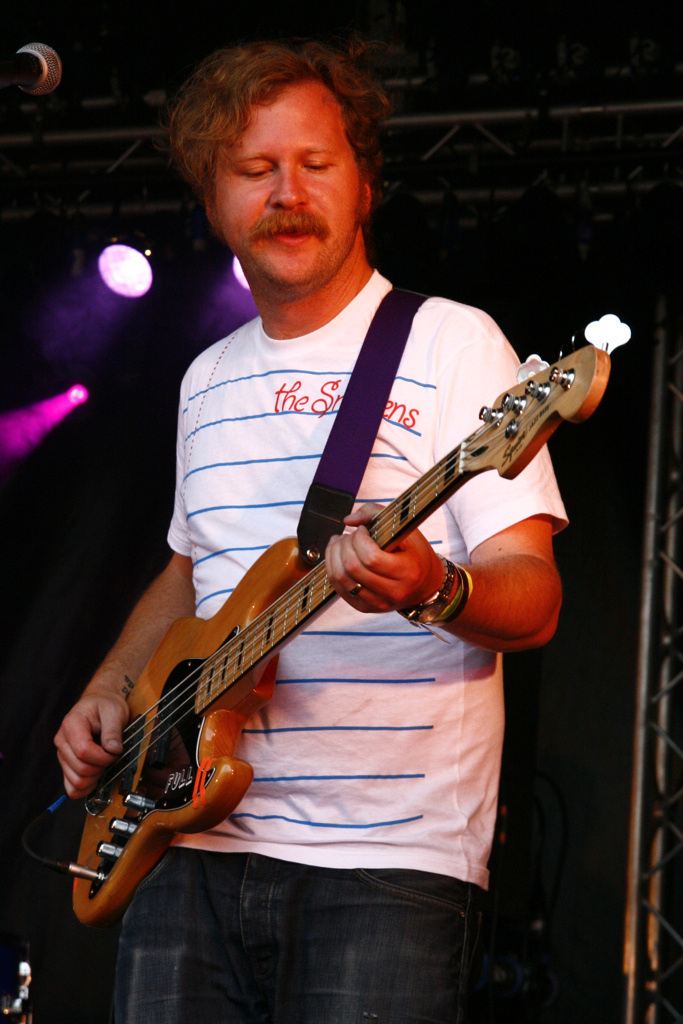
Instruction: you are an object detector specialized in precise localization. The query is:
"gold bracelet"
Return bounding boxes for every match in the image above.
[436,564,473,622]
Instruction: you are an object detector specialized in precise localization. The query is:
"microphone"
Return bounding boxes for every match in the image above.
[0,43,62,95]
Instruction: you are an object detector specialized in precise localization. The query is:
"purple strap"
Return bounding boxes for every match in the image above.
[297,288,426,564]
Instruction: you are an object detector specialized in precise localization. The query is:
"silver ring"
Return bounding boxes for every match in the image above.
[348,583,363,597]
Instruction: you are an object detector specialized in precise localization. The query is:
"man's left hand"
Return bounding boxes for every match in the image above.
[325,503,444,613]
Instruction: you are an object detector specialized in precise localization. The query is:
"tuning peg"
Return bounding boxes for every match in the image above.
[584,314,631,354]
[516,354,550,383]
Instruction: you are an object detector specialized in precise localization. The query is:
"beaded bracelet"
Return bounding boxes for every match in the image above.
[435,564,473,622]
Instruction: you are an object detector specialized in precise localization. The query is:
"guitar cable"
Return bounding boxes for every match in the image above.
[22,794,104,881]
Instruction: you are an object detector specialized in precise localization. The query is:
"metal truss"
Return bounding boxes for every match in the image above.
[625,296,683,1023]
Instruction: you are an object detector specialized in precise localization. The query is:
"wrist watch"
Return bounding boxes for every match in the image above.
[397,555,457,625]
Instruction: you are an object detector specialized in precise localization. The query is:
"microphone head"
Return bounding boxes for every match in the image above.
[16,42,62,95]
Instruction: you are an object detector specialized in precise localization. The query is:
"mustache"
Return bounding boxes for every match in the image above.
[249,210,330,244]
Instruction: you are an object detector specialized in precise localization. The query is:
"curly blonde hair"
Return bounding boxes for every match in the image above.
[165,38,390,221]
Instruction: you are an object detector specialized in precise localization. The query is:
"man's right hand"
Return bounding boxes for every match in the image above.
[54,686,129,798]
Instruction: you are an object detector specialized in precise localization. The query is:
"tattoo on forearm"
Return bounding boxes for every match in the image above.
[122,675,136,698]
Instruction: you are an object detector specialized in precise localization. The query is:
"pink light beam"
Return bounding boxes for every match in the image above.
[0,384,89,479]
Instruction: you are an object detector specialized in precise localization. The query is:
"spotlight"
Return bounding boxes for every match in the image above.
[232,255,251,291]
[98,243,153,298]
[0,384,90,478]
[68,384,88,405]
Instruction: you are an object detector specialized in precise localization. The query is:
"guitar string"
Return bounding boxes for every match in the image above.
[97,393,553,792]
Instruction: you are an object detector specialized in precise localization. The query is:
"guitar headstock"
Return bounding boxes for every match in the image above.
[464,344,611,479]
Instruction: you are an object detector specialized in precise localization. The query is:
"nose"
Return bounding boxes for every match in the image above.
[269,164,307,209]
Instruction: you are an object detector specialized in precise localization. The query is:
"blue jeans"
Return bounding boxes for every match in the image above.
[114,848,481,1024]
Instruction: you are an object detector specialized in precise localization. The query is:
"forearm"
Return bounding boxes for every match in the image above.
[86,552,196,700]
[437,552,562,652]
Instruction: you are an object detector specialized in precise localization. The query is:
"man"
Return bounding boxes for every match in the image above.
[55,39,565,1023]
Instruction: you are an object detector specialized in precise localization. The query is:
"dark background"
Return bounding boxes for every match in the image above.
[1,2,679,1021]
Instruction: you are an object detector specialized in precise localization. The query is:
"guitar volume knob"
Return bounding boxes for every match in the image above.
[123,793,156,812]
[97,841,124,859]
[110,818,138,836]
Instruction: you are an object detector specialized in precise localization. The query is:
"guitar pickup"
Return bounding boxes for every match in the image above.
[145,694,177,768]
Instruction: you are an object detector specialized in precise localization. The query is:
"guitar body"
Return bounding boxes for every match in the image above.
[73,537,309,927]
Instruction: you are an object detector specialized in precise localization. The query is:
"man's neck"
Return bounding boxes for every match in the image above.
[254,252,374,340]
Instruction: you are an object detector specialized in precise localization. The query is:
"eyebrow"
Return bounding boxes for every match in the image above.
[234,146,337,162]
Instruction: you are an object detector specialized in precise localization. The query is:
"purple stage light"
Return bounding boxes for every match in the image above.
[0,385,89,480]
[98,244,153,298]
[232,255,251,290]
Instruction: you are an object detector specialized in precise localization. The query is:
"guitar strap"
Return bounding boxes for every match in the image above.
[297,287,427,566]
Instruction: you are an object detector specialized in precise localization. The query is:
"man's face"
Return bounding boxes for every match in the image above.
[209,81,371,302]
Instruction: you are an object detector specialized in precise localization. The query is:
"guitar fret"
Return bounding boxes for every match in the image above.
[207,664,217,702]
[225,641,237,690]
[247,623,257,675]
[281,595,290,638]
[198,669,209,712]
[444,449,457,484]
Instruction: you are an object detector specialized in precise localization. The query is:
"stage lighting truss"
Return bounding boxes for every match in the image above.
[625,295,683,1024]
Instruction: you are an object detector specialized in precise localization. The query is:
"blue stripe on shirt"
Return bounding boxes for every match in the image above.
[275,677,436,685]
[300,630,429,638]
[186,367,354,408]
[230,812,424,829]
[184,451,407,482]
[187,501,303,519]
[242,725,434,734]
[185,410,421,442]
[185,409,337,441]
[252,773,425,782]
[194,545,269,566]
[196,588,234,609]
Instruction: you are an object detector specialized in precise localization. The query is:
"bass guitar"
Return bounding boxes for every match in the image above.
[72,343,610,926]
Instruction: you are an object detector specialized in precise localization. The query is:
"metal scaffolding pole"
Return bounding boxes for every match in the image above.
[625,296,683,1023]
